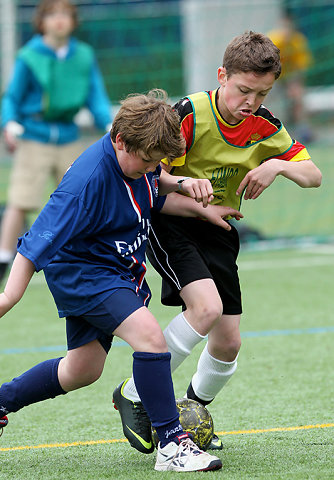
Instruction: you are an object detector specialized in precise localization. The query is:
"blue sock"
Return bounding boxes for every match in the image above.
[133,351,183,447]
[0,358,66,414]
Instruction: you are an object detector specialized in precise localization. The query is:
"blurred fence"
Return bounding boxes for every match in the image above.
[1,1,334,100]
[0,0,333,244]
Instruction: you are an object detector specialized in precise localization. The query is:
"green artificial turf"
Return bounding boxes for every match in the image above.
[1,247,334,479]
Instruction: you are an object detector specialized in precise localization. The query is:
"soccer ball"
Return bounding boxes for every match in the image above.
[151,398,214,451]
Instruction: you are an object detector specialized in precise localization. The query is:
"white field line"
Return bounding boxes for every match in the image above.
[28,251,334,285]
[238,255,334,271]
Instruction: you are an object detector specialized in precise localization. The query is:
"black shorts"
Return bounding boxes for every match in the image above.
[147,212,242,315]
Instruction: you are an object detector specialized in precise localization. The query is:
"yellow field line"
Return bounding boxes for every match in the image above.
[0,438,128,452]
[218,423,334,435]
[1,423,333,452]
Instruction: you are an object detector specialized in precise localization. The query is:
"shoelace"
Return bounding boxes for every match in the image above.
[133,403,151,429]
[169,438,203,466]
[179,438,202,454]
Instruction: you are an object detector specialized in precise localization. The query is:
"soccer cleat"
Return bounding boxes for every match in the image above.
[207,433,223,450]
[154,433,222,472]
[0,416,8,437]
[112,379,154,454]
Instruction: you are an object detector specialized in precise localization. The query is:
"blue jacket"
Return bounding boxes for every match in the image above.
[1,35,112,144]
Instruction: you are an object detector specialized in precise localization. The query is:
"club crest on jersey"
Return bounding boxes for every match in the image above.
[151,175,159,197]
[245,132,262,145]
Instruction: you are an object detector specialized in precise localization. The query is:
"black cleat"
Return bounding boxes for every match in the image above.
[112,379,154,454]
[207,433,223,450]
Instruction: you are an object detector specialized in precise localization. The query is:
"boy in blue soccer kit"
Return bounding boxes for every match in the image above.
[0,90,242,472]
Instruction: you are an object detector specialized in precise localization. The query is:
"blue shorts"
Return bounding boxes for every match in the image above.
[66,288,149,353]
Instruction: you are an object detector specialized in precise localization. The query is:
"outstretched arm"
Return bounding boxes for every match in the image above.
[158,168,214,207]
[0,253,35,317]
[161,192,243,231]
[236,159,322,200]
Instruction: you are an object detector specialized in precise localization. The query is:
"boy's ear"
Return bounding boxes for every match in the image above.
[115,133,125,150]
[217,67,227,87]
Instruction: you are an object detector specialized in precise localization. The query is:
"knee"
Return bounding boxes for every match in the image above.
[59,357,103,391]
[224,338,241,360]
[198,297,223,322]
[76,367,102,387]
[187,299,223,334]
[210,336,241,362]
[143,329,168,353]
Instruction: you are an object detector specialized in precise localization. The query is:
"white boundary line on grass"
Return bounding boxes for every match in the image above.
[238,256,334,271]
[1,422,333,452]
[27,253,334,286]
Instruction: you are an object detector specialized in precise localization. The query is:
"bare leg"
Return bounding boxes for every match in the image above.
[58,340,107,391]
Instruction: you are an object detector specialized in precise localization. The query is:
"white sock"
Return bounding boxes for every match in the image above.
[191,343,238,402]
[0,249,13,263]
[122,377,140,402]
[164,312,206,371]
[123,312,205,402]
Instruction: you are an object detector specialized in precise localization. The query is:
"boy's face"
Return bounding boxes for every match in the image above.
[42,6,74,39]
[114,134,163,179]
[217,67,275,124]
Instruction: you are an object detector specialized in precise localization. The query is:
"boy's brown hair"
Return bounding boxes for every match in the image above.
[223,31,281,79]
[111,89,185,162]
[34,0,78,33]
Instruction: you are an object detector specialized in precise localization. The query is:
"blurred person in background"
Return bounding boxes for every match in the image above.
[0,0,112,283]
[268,12,313,142]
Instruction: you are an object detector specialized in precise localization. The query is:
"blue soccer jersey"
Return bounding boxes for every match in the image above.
[17,133,166,317]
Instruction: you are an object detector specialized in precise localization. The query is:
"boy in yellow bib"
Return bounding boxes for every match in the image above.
[113,31,322,452]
